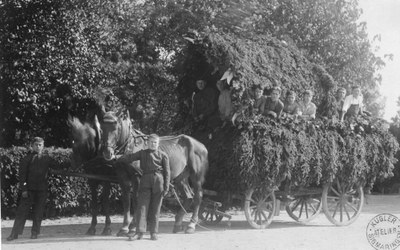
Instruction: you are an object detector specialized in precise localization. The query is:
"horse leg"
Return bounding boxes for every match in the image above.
[185,179,203,234]
[172,178,194,233]
[101,182,112,236]
[128,175,139,233]
[116,180,131,236]
[87,181,98,235]
[173,198,192,233]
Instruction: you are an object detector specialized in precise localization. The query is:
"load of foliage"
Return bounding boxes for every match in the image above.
[0,147,122,219]
[204,116,398,194]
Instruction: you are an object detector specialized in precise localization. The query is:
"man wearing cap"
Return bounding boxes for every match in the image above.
[7,137,56,241]
[192,80,218,124]
[119,134,170,241]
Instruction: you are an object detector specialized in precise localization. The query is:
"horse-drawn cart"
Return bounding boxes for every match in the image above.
[66,110,397,234]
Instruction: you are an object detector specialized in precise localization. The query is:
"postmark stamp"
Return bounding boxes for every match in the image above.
[366,213,400,250]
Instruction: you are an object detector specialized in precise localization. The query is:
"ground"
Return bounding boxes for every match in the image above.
[2,194,400,250]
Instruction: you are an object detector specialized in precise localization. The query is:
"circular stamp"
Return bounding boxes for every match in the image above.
[366,213,400,250]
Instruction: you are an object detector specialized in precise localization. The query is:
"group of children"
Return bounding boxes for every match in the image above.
[252,84,364,122]
[192,78,365,132]
[252,86,317,121]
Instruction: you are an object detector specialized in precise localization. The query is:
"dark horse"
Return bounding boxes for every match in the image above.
[68,115,126,235]
[69,111,208,235]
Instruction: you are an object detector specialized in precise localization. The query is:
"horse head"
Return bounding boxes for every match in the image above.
[68,114,102,169]
[100,110,134,161]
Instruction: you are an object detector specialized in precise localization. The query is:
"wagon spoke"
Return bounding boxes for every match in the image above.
[261,211,268,221]
[327,195,340,200]
[291,199,302,212]
[251,207,256,217]
[345,201,358,212]
[261,193,272,203]
[258,212,262,224]
[210,213,215,222]
[253,211,258,222]
[309,202,317,213]
[265,202,274,213]
[336,179,342,193]
[311,198,321,203]
[299,201,304,218]
[340,202,343,222]
[342,183,349,193]
[343,203,351,220]
[332,202,340,218]
[305,202,309,218]
[346,189,356,195]
[204,211,210,220]
[248,198,257,204]
[330,186,341,197]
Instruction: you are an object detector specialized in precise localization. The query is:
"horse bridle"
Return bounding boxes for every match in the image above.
[101,116,149,157]
[101,116,129,156]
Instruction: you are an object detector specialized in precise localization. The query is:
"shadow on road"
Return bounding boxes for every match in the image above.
[2,218,336,245]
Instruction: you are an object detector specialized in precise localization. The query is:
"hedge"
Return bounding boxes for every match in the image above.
[0,147,122,219]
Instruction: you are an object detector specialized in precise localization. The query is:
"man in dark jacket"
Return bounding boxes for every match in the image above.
[192,80,218,122]
[7,137,55,241]
[118,134,170,241]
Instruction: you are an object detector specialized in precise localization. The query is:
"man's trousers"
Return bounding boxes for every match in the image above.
[10,190,47,236]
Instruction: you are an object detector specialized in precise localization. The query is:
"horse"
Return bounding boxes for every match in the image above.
[68,115,131,235]
[69,111,208,235]
[101,111,208,234]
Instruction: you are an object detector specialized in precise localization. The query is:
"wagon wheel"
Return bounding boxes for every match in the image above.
[199,203,224,225]
[322,180,364,226]
[244,187,276,229]
[285,193,322,223]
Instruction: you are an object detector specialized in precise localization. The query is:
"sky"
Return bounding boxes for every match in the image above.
[358,0,400,121]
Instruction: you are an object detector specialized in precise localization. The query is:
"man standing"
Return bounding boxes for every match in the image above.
[7,137,55,241]
[192,80,218,125]
[119,134,170,241]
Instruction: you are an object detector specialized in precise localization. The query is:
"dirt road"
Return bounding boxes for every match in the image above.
[2,194,400,250]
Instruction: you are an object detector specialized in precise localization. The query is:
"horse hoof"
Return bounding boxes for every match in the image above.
[101,228,112,236]
[185,227,195,234]
[116,230,129,237]
[172,225,184,233]
[86,228,96,235]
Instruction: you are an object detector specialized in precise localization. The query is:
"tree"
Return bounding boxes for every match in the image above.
[0,0,178,146]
